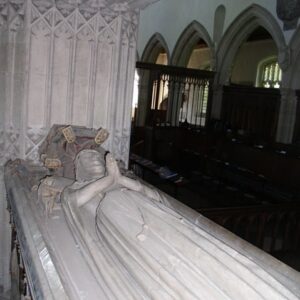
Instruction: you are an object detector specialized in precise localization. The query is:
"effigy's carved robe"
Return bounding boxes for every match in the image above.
[62,186,299,300]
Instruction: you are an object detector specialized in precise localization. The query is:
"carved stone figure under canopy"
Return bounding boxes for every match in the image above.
[4,125,300,300]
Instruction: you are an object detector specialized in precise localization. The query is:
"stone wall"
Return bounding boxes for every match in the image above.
[0,0,143,165]
[0,0,158,293]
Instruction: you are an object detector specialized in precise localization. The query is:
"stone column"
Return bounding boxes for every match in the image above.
[0,1,26,293]
[210,83,223,119]
[17,0,139,164]
[0,0,158,294]
[276,88,298,143]
[276,47,297,144]
[0,0,160,165]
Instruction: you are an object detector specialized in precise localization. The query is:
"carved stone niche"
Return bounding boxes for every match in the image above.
[277,0,300,30]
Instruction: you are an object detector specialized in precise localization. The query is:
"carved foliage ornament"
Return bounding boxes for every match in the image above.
[56,0,76,17]
[277,0,300,30]
[30,0,138,45]
[32,0,53,14]
[0,0,25,29]
[31,0,137,21]
[120,9,138,45]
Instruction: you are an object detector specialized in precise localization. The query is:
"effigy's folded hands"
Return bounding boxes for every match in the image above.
[105,153,121,182]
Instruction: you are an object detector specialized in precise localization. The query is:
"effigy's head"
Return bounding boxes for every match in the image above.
[75,149,105,182]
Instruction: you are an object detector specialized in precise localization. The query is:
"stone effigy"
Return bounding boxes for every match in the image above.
[4,125,300,299]
[62,149,300,300]
[37,125,109,215]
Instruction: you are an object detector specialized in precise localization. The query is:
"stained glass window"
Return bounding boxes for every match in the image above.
[260,60,282,88]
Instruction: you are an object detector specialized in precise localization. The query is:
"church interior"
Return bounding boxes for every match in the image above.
[130,0,300,272]
[1,0,300,298]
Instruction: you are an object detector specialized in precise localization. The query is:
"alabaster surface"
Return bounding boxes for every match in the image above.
[0,0,156,292]
[4,126,300,299]
[61,149,300,300]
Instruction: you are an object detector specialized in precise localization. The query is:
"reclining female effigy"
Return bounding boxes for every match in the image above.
[5,125,300,300]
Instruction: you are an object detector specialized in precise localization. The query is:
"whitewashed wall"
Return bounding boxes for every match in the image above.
[0,0,158,294]
[231,40,277,85]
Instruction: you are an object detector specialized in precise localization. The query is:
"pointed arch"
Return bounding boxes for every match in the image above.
[217,4,287,85]
[289,26,300,89]
[171,21,214,67]
[141,33,170,64]
[213,5,226,45]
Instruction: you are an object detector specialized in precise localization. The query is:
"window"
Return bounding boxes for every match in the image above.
[257,59,282,88]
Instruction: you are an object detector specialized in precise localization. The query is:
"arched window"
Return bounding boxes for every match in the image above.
[155,51,168,65]
[257,58,282,88]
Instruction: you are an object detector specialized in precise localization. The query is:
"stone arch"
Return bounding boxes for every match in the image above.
[289,26,300,89]
[217,4,287,85]
[276,25,300,143]
[213,5,226,45]
[141,33,170,63]
[171,20,215,67]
